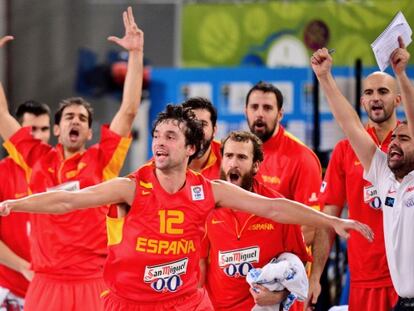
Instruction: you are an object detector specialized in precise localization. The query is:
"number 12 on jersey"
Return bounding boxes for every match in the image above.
[158,210,184,234]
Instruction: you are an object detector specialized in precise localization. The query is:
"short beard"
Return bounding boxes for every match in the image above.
[252,129,273,143]
[220,168,255,192]
[388,162,414,180]
[368,110,393,124]
[387,154,414,180]
[248,122,277,143]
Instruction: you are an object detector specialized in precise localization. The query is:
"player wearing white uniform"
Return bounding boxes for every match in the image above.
[365,148,414,300]
[311,37,414,311]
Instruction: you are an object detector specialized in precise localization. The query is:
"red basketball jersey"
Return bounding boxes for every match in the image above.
[104,163,216,303]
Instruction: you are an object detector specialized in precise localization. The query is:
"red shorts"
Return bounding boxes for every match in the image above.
[349,285,398,311]
[103,288,213,311]
[24,273,106,311]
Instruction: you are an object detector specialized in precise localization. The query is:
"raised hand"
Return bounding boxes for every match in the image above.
[0,36,13,48]
[390,36,410,76]
[108,7,144,52]
[333,218,374,242]
[311,48,333,78]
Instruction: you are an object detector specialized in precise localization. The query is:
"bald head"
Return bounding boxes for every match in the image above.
[364,71,398,94]
[361,71,400,125]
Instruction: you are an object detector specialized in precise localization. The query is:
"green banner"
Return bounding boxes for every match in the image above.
[182,1,414,67]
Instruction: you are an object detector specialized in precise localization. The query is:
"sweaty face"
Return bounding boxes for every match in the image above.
[192,109,215,159]
[54,104,92,154]
[387,124,414,180]
[245,90,282,142]
[361,73,399,124]
[220,139,258,191]
[21,113,50,143]
[152,120,195,172]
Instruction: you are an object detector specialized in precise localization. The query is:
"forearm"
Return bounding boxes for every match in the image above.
[0,240,30,274]
[310,204,341,280]
[396,70,414,135]
[122,50,143,115]
[6,191,75,214]
[2,178,135,216]
[0,83,21,140]
[309,226,335,282]
[215,181,336,228]
[110,50,143,136]
[271,198,337,229]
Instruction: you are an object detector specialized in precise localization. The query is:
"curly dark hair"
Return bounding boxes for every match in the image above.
[152,104,204,163]
[221,130,263,163]
[182,97,218,128]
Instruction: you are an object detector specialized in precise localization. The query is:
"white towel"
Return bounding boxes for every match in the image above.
[328,306,348,311]
[246,252,308,311]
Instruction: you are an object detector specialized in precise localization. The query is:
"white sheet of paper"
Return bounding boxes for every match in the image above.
[371,11,412,71]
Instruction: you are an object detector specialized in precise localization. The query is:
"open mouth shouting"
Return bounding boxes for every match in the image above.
[389,147,403,162]
[370,103,384,115]
[155,149,168,161]
[69,128,80,142]
[252,120,266,133]
[227,168,241,184]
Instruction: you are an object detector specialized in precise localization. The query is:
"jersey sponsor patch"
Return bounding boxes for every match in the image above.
[385,196,395,208]
[46,180,80,192]
[191,185,205,201]
[218,246,260,278]
[363,185,378,203]
[363,185,382,210]
[143,258,188,292]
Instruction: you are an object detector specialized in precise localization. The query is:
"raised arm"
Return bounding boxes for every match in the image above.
[311,48,377,171]
[391,37,413,136]
[211,180,373,241]
[108,6,144,136]
[0,36,22,140]
[0,177,136,215]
